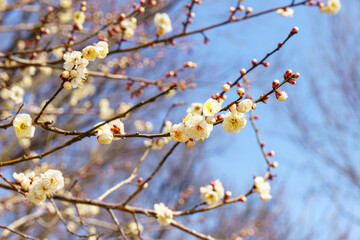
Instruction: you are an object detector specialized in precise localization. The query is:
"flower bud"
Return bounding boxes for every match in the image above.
[292,72,300,78]
[216,114,224,121]
[284,69,293,79]
[260,94,269,104]
[271,161,278,168]
[62,71,70,79]
[252,59,257,66]
[291,26,299,34]
[288,79,296,85]
[237,88,245,97]
[236,99,253,113]
[246,7,253,13]
[205,116,216,124]
[70,70,77,78]
[239,196,247,202]
[262,61,270,67]
[225,191,232,200]
[268,150,275,156]
[222,83,231,92]
[276,90,288,101]
[240,68,247,75]
[185,139,195,148]
[63,81,72,90]
[272,80,280,89]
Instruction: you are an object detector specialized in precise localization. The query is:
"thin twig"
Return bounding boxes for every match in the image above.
[98,175,137,201]
[0,224,39,240]
[107,209,128,240]
[121,142,180,206]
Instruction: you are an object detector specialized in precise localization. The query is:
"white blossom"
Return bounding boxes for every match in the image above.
[253,177,272,202]
[202,98,222,117]
[74,11,85,25]
[95,41,109,59]
[170,123,189,142]
[186,103,203,115]
[276,7,294,17]
[60,0,72,9]
[27,181,47,205]
[63,51,82,71]
[94,122,113,144]
[13,113,35,139]
[40,169,64,196]
[221,111,247,134]
[127,222,143,235]
[321,0,341,14]
[200,180,225,205]
[154,13,172,35]
[184,114,213,141]
[9,85,24,104]
[154,203,173,225]
[82,45,97,61]
[109,119,125,140]
[236,99,253,113]
[121,17,137,38]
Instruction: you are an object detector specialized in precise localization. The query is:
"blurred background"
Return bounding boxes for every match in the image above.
[0,0,358,239]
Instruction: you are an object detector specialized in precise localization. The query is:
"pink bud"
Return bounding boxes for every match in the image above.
[288,79,296,85]
[272,80,280,89]
[252,59,257,66]
[292,72,300,79]
[216,114,224,121]
[291,26,299,34]
[262,61,270,67]
[284,69,293,79]
[268,150,275,156]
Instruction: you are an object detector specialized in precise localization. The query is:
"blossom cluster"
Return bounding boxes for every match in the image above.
[153,203,174,225]
[200,179,225,205]
[62,41,108,90]
[13,169,64,205]
[253,176,272,202]
[320,0,341,14]
[170,98,221,145]
[94,119,125,144]
[221,99,252,134]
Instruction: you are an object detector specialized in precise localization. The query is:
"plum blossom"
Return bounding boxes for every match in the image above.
[276,7,294,17]
[253,177,272,202]
[202,98,221,117]
[13,113,35,139]
[154,203,173,225]
[154,13,172,35]
[221,111,247,134]
[200,180,225,205]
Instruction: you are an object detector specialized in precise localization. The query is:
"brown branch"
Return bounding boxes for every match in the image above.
[0,172,26,197]
[107,209,128,240]
[0,86,176,166]
[34,85,63,123]
[0,104,23,129]
[49,198,95,238]
[170,221,216,240]
[0,224,39,240]
[109,1,307,55]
